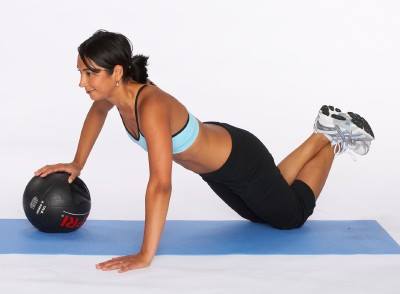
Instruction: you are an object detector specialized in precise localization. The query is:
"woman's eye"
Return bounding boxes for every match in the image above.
[85,71,94,76]
[78,70,96,77]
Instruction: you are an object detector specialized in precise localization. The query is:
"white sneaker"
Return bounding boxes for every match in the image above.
[329,133,372,159]
[314,105,347,130]
[349,140,371,156]
[313,105,375,158]
[347,111,375,140]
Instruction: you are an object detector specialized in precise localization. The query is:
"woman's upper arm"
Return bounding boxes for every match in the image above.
[139,95,173,189]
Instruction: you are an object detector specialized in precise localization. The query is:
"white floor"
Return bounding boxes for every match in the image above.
[1,254,399,294]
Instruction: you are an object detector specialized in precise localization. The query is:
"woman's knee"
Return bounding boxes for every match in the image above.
[244,215,264,223]
[269,218,307,230]
[245,214,308,229]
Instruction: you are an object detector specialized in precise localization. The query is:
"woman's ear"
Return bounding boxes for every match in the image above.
[112,64,124,82]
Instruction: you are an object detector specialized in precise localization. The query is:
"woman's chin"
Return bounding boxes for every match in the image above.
[87,91,107,101]
[88,92,98,99]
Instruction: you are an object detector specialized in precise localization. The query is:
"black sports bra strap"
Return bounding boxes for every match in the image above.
[134,84,148,137]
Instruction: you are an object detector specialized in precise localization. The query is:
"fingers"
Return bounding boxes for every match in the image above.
[34,165,49,175]
[68,175,76,184]
[96,256,150,273]
[96,260,124,271]
[37,165,61,177]
[96,256,130,270]
[34,164,68,178]
[34,163,81,185]
[96,261,142,272]
[68,170,81,184]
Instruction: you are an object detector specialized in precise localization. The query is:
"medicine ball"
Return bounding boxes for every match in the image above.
[23,172,91,233]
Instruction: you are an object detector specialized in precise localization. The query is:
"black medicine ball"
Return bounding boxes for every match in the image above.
[23,172,91,233]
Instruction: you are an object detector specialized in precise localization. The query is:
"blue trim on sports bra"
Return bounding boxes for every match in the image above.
[118,84,200,154]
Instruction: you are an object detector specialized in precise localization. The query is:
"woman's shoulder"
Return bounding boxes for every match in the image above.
[137,81,187,114]
[140,82,180,104]
[137,84,188,122]
[137,84,170,112]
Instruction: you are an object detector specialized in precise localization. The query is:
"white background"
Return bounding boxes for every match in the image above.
[1,1,400,293]
[1,0,399,230]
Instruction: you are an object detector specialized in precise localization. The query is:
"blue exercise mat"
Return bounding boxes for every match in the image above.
[1,219,399,255]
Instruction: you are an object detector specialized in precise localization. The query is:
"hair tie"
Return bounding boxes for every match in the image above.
[128,57,135,69]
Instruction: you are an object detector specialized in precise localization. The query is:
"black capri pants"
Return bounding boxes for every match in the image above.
[199,121,316,230]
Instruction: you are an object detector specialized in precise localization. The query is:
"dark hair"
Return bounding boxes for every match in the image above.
[78,30,149,83]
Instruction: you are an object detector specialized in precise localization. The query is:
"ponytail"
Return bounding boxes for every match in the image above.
[127,54,149,83]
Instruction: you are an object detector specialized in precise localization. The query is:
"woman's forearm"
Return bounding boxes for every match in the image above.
[72,105,108,169]
[140,184,172,260]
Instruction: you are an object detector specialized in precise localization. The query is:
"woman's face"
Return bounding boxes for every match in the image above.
[77,55,117,101]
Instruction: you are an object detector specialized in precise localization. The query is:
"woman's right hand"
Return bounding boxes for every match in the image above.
[34,162,82,184]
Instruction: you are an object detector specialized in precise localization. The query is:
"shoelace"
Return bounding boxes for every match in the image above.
[313,114,372,161]
[331,124,358,162]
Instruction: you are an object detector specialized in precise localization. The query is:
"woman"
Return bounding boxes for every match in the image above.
[34,30,375,273]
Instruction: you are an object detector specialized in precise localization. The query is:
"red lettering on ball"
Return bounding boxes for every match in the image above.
[60,215,87,229]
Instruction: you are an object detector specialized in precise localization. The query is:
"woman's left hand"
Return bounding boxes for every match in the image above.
[96,252,153,273]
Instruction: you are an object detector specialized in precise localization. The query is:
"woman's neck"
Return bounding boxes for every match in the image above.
[108,81,141,113]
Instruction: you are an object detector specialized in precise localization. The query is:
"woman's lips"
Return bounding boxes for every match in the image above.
[86,89,95,94]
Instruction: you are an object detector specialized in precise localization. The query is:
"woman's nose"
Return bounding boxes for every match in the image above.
[79,76,86,88]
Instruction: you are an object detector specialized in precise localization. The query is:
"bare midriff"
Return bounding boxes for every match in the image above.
[172,120,232,174]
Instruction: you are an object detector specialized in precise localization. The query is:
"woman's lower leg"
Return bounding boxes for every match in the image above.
[277,133,330,185]
[295,144,335,199]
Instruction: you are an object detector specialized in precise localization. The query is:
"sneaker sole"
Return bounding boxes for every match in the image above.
[347,112,375,139]
[318,105,375,140]
[317,105,347,128]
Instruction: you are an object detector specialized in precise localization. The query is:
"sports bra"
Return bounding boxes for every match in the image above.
[118,84,200,154]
